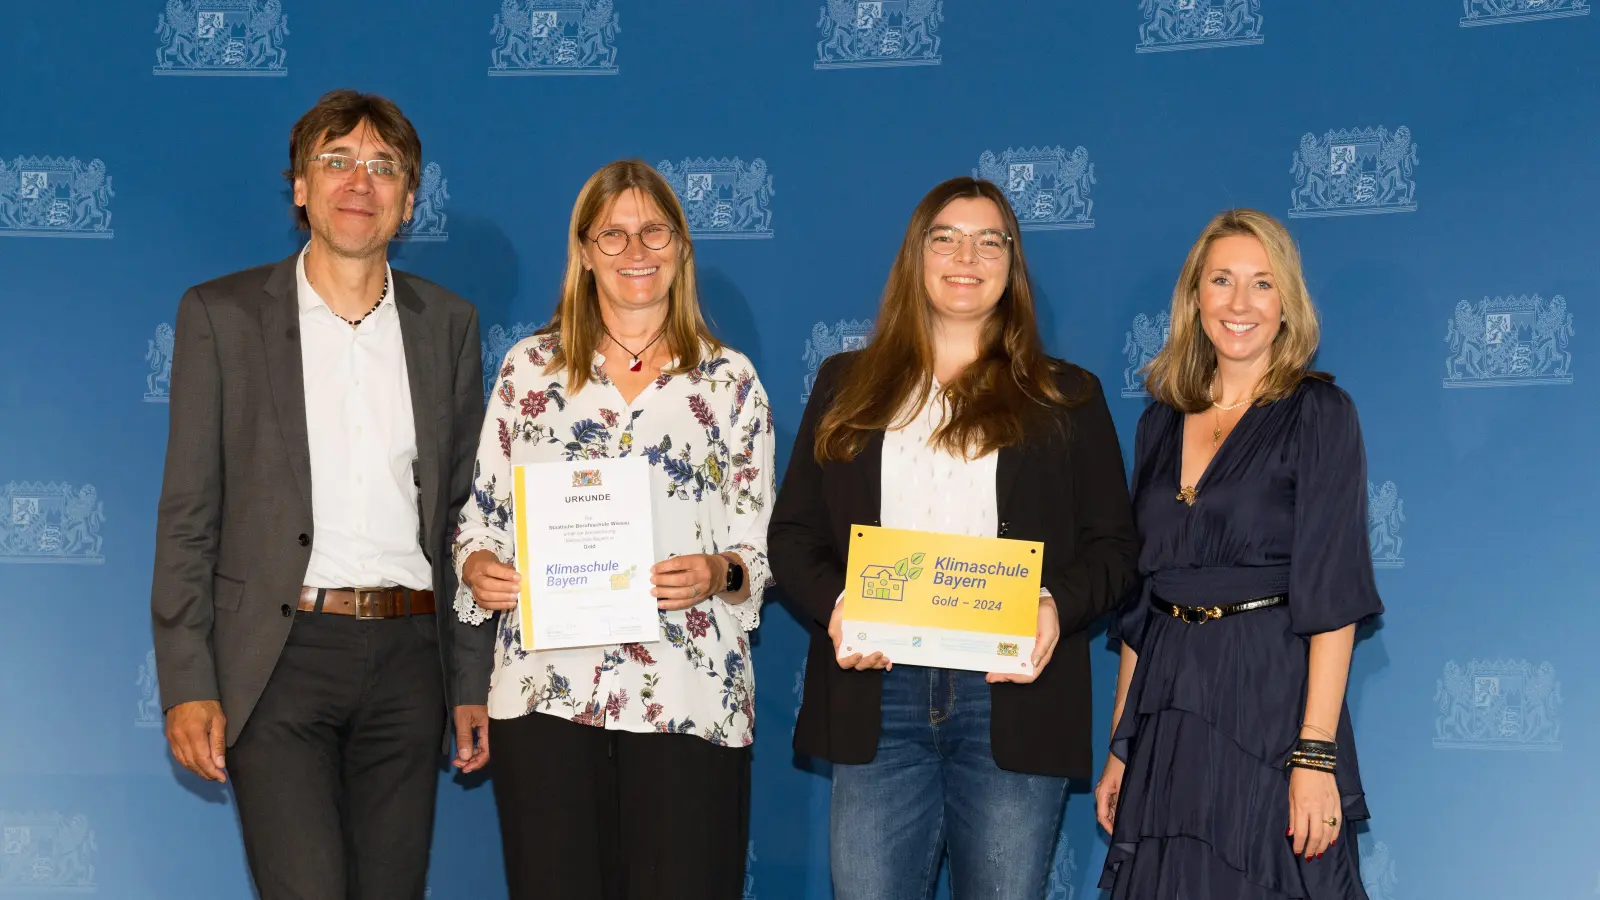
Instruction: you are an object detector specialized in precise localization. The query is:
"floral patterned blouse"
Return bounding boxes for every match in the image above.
[454,333,775,747]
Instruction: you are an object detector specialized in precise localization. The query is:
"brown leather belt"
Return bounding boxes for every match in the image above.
[298,587,435,619]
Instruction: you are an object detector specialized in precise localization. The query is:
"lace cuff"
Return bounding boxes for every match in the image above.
[453,537,508,626]
[715,545,772,633]
[454,582,491,627]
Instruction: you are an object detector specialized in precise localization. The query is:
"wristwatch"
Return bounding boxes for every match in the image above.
[722,556,745,594]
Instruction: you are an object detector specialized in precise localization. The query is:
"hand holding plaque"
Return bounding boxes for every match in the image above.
[839,526,1043,675]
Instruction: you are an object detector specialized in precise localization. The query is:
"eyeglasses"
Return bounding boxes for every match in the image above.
[312,153,407,182]
[589,225,676,257]
[926,225,1012,260]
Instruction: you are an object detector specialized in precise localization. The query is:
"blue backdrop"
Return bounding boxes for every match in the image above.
[0,1,1594,897]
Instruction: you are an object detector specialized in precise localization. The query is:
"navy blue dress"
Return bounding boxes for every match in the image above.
[1100,378,1384,900]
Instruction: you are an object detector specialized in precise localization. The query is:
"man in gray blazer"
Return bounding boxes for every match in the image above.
[150,89,492,900]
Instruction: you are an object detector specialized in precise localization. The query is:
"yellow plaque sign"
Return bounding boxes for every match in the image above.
[840,525,1042,674]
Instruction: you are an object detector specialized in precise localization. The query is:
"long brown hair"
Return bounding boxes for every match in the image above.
[541,160,720,393]
[1144,208,1326,412]
[813,177,1073,462]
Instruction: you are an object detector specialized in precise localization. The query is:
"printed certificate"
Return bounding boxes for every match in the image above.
[839,525,1042,675]
[512,457,659,651]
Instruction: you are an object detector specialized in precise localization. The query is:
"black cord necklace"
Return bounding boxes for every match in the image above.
[329,271,390,328]
[601,323,667,372]
[307,256,390,328]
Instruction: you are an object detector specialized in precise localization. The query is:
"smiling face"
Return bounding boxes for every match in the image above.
[581,188,680,314]
[292,119,413,260]
[921,196,1012,326]
[1197,234,1282,370]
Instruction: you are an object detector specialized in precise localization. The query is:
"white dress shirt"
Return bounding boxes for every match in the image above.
[296,246,432,590]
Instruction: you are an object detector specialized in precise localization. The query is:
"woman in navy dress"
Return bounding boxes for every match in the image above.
[1094,209,1384,900]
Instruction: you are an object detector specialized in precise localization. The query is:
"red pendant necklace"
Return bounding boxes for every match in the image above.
[602,324,666,372]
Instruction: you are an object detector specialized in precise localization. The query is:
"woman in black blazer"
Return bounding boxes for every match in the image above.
[769,177,1139,900]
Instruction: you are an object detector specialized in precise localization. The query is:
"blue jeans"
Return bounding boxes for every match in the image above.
[830,666,1068,900]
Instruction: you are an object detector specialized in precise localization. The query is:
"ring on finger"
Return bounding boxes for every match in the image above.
[1324,816,1338,828]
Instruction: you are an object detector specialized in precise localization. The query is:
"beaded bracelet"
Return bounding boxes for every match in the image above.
[1287,738,1337,774]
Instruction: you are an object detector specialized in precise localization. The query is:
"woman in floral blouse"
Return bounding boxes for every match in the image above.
[455,159,775,900]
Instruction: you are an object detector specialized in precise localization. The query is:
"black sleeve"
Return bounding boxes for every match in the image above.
[768,357,848,630]
[1043,372,1141,638]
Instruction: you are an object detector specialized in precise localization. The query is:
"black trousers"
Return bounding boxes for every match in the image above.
[489,711,752,900]
[228,611,445,900]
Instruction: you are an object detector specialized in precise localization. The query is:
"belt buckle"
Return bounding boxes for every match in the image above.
[353,589,385,620]
[1178,604,1222,624]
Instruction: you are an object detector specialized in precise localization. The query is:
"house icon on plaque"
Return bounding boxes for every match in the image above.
[860,565,906,601]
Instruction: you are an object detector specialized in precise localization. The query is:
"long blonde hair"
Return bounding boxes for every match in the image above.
[1144,208,1326,412]
[813,177,1076,462]
[541,159,720,392]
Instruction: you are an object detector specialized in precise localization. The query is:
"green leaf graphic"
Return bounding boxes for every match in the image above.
[894,558,909,577]
[910,552,925,565]
[908,567,923,580]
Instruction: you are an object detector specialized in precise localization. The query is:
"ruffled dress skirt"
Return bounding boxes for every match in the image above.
[1099,572,1371,900]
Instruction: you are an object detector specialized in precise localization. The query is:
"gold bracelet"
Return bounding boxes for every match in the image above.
[1300,723,1336,741]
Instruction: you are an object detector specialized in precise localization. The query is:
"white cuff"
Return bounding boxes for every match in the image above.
[453,538,508,626]
[454,581,492,627]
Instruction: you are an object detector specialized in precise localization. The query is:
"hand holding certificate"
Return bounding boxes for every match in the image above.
[838,525,1047,677]
[509,457,660,650]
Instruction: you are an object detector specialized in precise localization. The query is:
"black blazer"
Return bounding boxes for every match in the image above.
[769,353,1139,778]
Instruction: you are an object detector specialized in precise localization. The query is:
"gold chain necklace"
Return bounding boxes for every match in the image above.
[1177,379,1256,506]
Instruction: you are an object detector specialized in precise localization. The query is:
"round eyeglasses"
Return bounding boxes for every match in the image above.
[589,225,677,257]
[925,225,1012,260]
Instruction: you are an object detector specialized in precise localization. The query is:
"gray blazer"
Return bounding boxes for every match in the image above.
[150,253,492,746]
